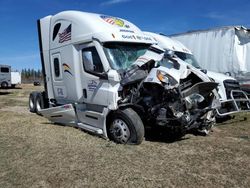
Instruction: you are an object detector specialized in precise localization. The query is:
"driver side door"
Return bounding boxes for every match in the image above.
[80,44,109,106]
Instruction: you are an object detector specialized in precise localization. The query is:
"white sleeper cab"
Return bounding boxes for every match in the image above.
[29,11,221,144]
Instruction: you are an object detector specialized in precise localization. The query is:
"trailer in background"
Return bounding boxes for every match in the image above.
[0,64,21,88]
[11,71,21,88]
[0,65,11,88]
[171,26,250,87]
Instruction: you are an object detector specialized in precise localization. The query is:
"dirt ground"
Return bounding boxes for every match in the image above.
[0,84,250,188]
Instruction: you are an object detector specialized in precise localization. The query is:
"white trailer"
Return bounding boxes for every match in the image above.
[11,72,21,87]
[145,32,250,116]
[170,26,250,86]
[29,11,220,144]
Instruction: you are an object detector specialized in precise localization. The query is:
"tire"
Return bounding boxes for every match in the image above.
[29,92,37,113]
[1,82,8,88]
[108,108,145,145]
[194,111,215,136]
[35,93,44,115]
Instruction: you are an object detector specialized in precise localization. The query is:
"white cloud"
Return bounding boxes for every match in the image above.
[101,0,131,6]
[204,12,226,20]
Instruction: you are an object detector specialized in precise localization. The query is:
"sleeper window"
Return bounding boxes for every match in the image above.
[52,23,61,41]
[1,67,9,73]
[54,58,60,77]
[82,47,104,73]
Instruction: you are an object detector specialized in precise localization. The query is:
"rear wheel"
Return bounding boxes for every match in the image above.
[108,108,144,145]
[1,82,8,88]
[29,93,37,113]
[35,93,44,115]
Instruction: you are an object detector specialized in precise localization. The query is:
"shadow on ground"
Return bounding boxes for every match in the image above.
[217,115,248,125]
[0,91,12,95]
[42,120,189,144]
[144,127,190,143]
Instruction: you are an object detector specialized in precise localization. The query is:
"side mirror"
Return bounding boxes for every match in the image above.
[164,50,175,59]
[82,51,95,71]
[107,69,120,82]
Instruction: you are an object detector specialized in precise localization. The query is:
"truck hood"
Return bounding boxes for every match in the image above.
[136,47,211,83]
[206,71,236,83]
[156,56,211,85]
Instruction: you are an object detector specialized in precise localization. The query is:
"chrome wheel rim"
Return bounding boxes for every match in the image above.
[110,119,130,143]
[29,98,34,109]
[36,100,41,111]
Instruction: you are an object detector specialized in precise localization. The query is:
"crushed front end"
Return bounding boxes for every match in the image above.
[118,51,220,137]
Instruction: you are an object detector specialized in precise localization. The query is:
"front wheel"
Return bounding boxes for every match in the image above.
[108,108,145,145]
[195,111,215,136]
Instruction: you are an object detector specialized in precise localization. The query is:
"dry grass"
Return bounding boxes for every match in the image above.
[0,84,250,188]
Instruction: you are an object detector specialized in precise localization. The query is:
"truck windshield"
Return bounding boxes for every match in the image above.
[103,42,150,70]
[174,51,201,69]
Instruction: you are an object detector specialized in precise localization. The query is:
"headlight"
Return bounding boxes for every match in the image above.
[157,70,169,83]
[156,70,178,86]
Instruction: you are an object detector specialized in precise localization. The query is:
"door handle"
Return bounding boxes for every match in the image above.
[83,89,87,98]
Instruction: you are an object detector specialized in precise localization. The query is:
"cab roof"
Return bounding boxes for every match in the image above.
[144,32,192,54]
[48,11,155,45]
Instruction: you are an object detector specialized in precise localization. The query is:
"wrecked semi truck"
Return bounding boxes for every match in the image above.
[144,32,250,116]
[29,11,220,144]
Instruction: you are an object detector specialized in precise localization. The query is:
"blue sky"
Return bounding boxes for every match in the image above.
[0,0,250,71]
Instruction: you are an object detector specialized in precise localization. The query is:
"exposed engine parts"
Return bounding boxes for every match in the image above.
[118,59,219,137]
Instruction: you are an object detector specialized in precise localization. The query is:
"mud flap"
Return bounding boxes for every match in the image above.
[38,104,77,125]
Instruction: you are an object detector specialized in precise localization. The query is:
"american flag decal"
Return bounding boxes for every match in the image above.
[100,15,125,27]
[59,24,71,43]
[103,17,115,25]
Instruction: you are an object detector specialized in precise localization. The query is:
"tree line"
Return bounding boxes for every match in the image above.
[21,69,43,83]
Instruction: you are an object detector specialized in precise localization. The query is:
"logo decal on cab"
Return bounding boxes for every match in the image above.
[63,63,73,76]
[100,15,130,28]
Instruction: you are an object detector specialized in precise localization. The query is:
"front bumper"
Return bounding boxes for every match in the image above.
[216,90,250,116]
